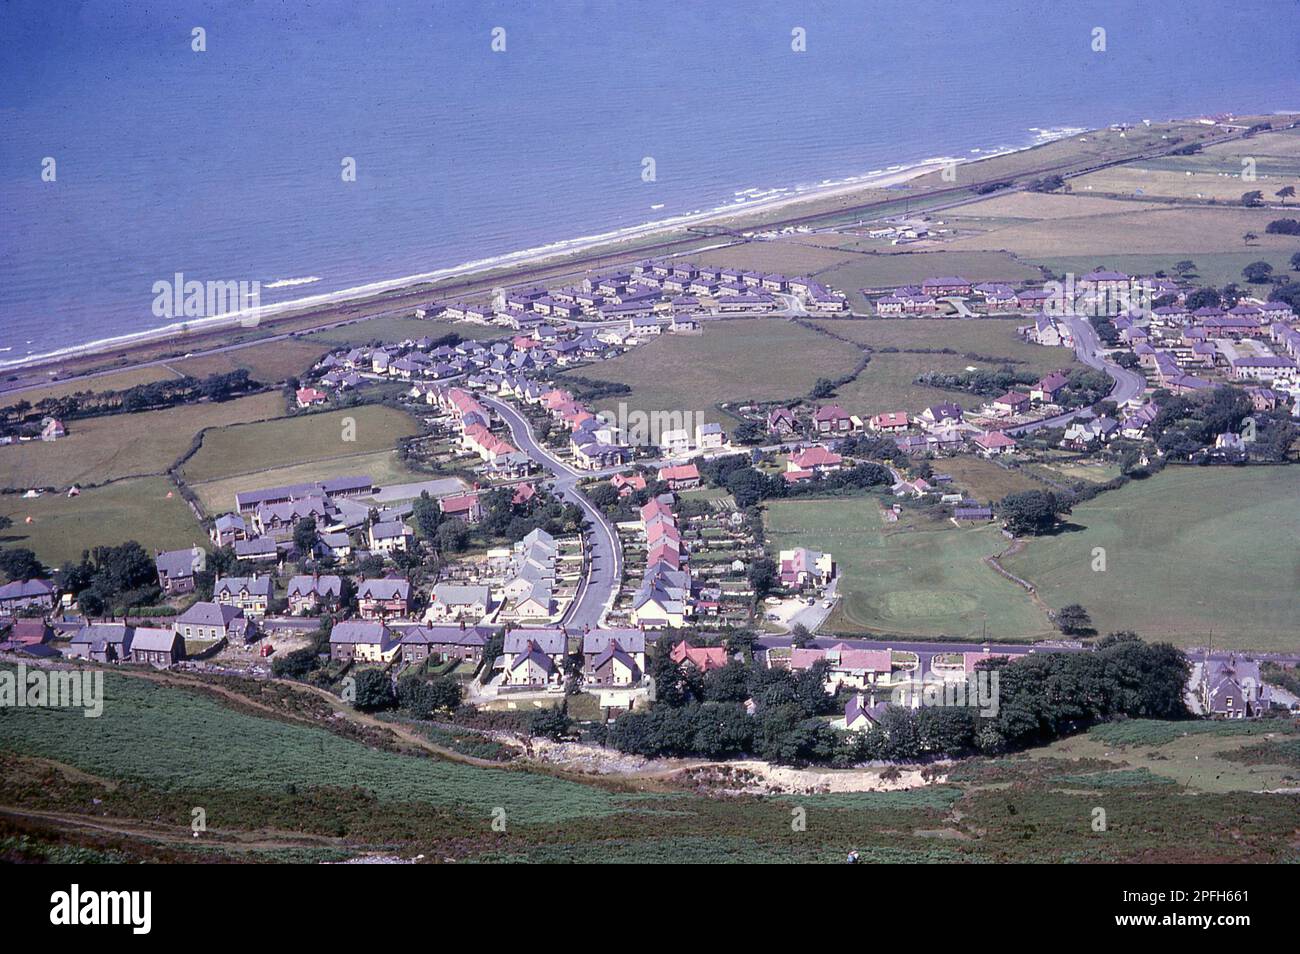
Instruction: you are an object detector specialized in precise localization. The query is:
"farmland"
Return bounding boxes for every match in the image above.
[0,392,285,490]
[0,365,178,409]
[0,477,205,565]
[181,405,421,484]
[1001,466,1300,651]
[167,338,329,384]
[765,497,1050,639]
[564,319,861,423]
[188,449,422,514]
[311,318,509,348]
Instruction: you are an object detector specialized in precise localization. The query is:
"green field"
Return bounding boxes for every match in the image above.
[814,251,1042,308]
[0,477,205,566]
[181,405,421,484]
[566,319,861,423]
[1002,467,1300,650]
[312,318,509,348]
[1034,251,1298,290]
[167,339,329,385]
[0,365,179,409]
[934,457,1043,502]
[828,351,1020,417]
[0,392,285,489]
[766,497,1050,639]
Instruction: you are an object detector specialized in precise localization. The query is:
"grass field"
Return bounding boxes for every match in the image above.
[810,318,1078,375]
[181,405,421,484]
[167,339,329,384]
[189,449,422,514]
[0,392,285,490]
[828,351,1016,417]
[933,457,1043,502]
[566,319,861,423]
[765,497,1050,639]
[311,318,509,348]
[1034,251,1297,290]
[693,240,860,276]
[0,477,205,565]
[1002,466,1300,650]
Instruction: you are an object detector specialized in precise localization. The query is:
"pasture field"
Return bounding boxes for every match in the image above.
[167,338,329,384]
[181,405,421,484]
[765,497,1050,639]
[827,351,1012,418]
[692,240,860,276]
[809,318,1078,376]
[0,477,205,565]
[946,202,1293,257]
[0,392,285,489]
[0,365,178,409]
[933,457,1042,502]
[1001,466,1300,650]
[188,450,421,514]
[566,319,860,423]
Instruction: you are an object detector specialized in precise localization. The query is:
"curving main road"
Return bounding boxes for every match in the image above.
[481,395,623,630]
[1007,313,1146,436]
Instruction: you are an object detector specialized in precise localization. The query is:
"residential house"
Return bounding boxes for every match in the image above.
[329,620,399,663]
[582,629,646,687]
[285,575,343,615]
[369,520,413,555]
[68,623,133,663]
[425,583,494,622]
[972,431,1017,457]
[174,602,247,643]
[779,547,834,587]
[657,463,701,490]
[155,546,206,596]
[439,494,483,524]
[670,640,728,672]
[0,579,56,614]
[213,575,272,616]
[129,627,184,667]
[357,578,411,619]
[210,513,249,547]
[813,404,853,435]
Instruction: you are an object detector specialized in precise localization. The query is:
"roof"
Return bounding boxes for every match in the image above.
[432,583,491,606]
[130,627,180,652]
[330,620,391,646]
[357,578,411,601]
[0,579,55,600]
[214,575,273,599]
[155,547,202,578]
[400,624,490,648]
[503,627,567,655]
[581,628,646,654]
[176,602,244,628]
[285,575,343,599]
[657,463,700,482]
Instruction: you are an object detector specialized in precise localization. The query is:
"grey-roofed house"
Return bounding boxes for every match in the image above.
[68,623,133,663]
[285,575,343,615]
[129,627,184,667]
[398,623,491,664]
[329,620,398,662]
[582,629,647,687]
[357,577,411,619]
[174,602,247,643]
[425,583,494,622]
[155,546,206,595]
[213,575,273,616]
[0,578,56,614]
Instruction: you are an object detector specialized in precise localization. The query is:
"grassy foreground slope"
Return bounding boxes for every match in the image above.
[1,670,1296,864]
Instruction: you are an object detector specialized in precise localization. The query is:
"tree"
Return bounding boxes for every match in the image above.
[1172,260,1198,278]
[293,517,318,555]
[411,491,442,540]
[1290,251,1300,272]
[397,674,462,716]
[528,704,572,741]
[808,378,836,400]
[1054,604,1094,636]
[1241,191,1264,208]
[1242,232,1258,247]
[1265,218,1300,235]
[997,490,1066,536]
[1277,185,1296,206]
[747,557,778,598]
[1184,287,1221,311]
[0,547,43,582]
[1242,260,1273,284]
[790,623,812,648]
[352,669,395,711]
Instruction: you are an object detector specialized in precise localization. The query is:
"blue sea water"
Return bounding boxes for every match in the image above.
[1,0,1297,360]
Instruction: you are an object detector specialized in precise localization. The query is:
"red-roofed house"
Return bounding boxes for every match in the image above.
[439,493,483,524]
[657,463,700,490]
[972,431,1017,457]
[670,640,729,672]
[869,411,910,433]
[813,404,853,435]
[296,387,327,408]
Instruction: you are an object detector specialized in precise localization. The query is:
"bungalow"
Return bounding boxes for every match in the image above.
[813,404,853,435]
[426,583,494,622]
[670,640,728,672]
[657,463,701,490]
[285,574,343,614]
[869,411,910,433]
[0,578,56,614]
[991,391,1031,416]
[155,546,206,596]
[789,645,892,692]
[213,575,272,616]
[174,602,246,643]
[779,547,834,586]
[972,431,1017,457]
[357,577,411,619]
[295,387,328,408]
[788,445,842,475]
[329,620,399,663]
[232,537,282,564]
[129,627,184,667]
[610,473,647,497]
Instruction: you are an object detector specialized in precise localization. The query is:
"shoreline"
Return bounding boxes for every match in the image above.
[1,126,1088,375]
